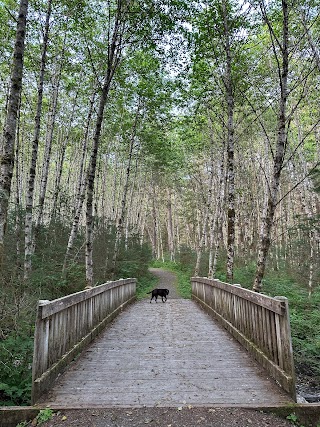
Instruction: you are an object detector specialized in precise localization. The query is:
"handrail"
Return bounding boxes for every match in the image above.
[191,277,296,401]
[31,278,136,404]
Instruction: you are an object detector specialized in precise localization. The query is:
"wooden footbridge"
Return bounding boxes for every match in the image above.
[31,269,296,408]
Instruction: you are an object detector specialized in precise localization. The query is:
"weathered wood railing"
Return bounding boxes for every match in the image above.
[31,278,136,404]
[191,277,296,400]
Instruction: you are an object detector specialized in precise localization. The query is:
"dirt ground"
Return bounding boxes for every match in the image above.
[39,406,295,427]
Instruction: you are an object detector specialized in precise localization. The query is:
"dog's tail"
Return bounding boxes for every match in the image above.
[146,291,152,294]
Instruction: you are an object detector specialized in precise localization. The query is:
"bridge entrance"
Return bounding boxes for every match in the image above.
[38,298,292,408]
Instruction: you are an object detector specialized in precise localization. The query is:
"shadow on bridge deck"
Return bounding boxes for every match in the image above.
[38,298,293,408]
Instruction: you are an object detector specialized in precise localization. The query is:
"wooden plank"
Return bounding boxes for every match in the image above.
[40,299,293,408]
[41,279,136,318]
[32,295,136,404]
[193,295,296,400]
[191,278,283,314]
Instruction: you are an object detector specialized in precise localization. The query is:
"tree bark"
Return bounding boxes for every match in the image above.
[24,0,52,279]
[194,144,215,276]
[0,0,28,265]
[208,146,225,278]
[112,99,140,275]
[62,92,96,275]
[222,0,235,283]
[85,3,124,287]
[51,89,78,221]
[253,0,289,292]
[167,188,175,261]
[36,58,63,230]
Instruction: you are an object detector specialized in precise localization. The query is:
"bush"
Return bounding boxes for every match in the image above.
[0,331,33,405]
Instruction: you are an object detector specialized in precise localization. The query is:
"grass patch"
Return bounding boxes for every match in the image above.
[136,271,159,300]
[150,260,192,298]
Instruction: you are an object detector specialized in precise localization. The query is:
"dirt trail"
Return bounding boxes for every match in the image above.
[148,268,180,299]
[40,406,295,427]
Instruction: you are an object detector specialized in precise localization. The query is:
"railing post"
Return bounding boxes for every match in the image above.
[274,296,296,400]
[31,279,137,404]
[31,300,50,404]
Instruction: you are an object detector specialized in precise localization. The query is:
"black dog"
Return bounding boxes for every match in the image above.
[147,288,169,303]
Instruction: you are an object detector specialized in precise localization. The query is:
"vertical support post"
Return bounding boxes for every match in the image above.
[274,296,296,401]
[31,300,50,404]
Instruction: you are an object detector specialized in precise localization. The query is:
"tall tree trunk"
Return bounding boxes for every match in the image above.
[194,144,215,276]
[51,89,78,221]
[62,92,96,275]
[208,147,225,278]
[253,0,289,292]
[0,0,28,265]
[24,0,52,279]
[36,58,63,230]
[150,182,158,258]
[125,140,141,248]
[112,99,140,275]
[85,4,124,287]
[15,101,22,269]
[222,0,235,283]
[167,188,175,261]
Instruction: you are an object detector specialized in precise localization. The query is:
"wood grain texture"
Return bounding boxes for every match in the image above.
[191,278,296,400]
[39,299,293,408]
[31,279,136,404]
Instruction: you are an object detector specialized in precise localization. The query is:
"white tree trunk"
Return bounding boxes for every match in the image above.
[0,0,28,265]
[24,0,52,279]
[253,0,290,292]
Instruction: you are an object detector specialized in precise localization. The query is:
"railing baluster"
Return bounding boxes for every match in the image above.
[191,277,296,401]
[32,278,136,404]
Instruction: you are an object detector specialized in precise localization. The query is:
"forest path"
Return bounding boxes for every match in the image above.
[39,280,292,408]
[148,267,180,299]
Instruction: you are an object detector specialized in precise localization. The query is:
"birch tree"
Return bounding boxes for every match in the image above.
[0,0,28,266]
[24,0,52,279]
[191,0,250,281]
[252,0,319,291]
[85,0,129,287]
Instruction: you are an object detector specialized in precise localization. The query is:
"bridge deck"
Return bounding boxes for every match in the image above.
[39,298,292,407]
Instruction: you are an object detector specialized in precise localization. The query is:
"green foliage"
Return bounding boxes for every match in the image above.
[286,413,299,424]
[136,272,159,300]
[286,412,308,427]
[36,409,54,425]
[0,332,33,405]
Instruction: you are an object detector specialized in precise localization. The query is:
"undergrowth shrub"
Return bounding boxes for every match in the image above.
[0,331,33,405]
[0,216,153,406]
